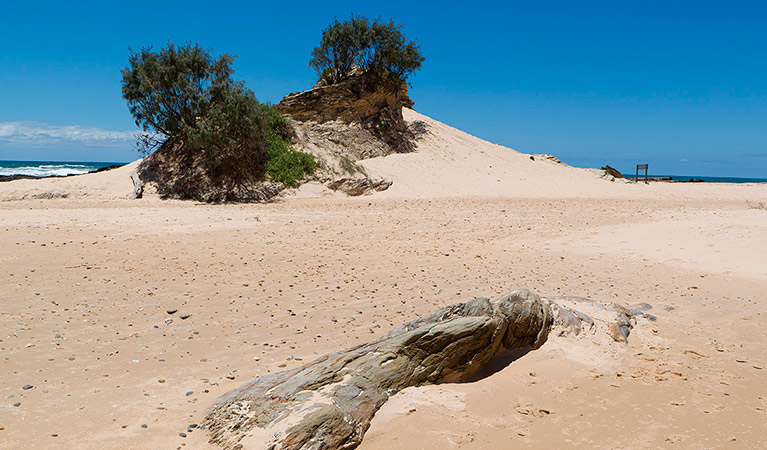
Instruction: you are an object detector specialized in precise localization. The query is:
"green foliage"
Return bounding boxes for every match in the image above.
[120,42,316,199]
[183,86,270,188]
[309,15,425,85]
[265,131,317,186]
[121,42,236,140]
[377,120,391,133]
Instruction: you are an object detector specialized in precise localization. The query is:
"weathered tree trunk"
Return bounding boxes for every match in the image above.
[130,171,144,199]
[202,289,640,450]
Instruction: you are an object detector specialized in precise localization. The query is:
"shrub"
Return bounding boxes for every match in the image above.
[309,15,425,85]
[265,130,317,186]
[121,42,236,144]
[120,42,315,199]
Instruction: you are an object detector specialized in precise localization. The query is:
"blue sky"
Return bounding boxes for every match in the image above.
[1,1,766,177]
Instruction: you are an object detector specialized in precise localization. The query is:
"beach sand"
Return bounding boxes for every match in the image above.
[1,110,766,449]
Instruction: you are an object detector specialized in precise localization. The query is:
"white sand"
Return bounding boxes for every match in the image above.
[0,111,766,449]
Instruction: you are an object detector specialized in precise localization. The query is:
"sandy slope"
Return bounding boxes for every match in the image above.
[0,111,766,449]
[362,109,767,202]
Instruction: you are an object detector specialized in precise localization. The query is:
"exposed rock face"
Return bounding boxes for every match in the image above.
[277,74,417,167]
[327,177,392,196]
[202,289,645,450]
[276,74,413,131]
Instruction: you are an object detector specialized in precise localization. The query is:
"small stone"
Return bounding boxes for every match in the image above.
[13,402,20,407]
[141,424,148,428]
[167,309,178,315]
[51,434,58,437]
[185,391,193,396]
[188,423,198,429]
[179,432,187,437]
[180,314,191,320]
[164,318,173,325]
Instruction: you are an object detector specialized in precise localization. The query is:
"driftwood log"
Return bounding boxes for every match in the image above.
[130,171,144,199]
[203,289,642,450]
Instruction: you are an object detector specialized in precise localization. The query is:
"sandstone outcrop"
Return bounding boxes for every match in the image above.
[203,289,647,450]
[276,73,414,156]
[275,73,419,196]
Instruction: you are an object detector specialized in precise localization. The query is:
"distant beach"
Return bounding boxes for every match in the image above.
[2,160,764,184]
[0,160,127,178]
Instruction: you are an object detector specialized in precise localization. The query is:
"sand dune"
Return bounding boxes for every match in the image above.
[362,108,622,199]
[1,112,766,449]
[361,109,767,202]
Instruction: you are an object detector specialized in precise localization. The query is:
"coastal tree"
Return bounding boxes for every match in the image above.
[309,15,425,85]
[120,42,315,200]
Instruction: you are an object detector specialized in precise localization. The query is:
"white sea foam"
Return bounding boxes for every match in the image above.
[0,164,92,177]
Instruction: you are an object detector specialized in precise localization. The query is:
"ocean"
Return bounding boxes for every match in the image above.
[0,160,126,177]
[620,174,767,183]
[0,160,765,183]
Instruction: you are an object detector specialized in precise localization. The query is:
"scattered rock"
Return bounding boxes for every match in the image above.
[532,154,567,165]
[327,178,392,196]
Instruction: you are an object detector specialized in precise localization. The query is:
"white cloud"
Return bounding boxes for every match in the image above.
[0,121,137,148]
